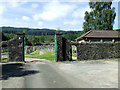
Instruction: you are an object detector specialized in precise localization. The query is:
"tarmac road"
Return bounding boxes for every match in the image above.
[1,58,119,88]
[24,61,92,88]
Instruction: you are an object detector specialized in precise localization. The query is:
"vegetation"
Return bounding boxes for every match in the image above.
[2,52,8,55]
[116,29,120,31]
[63,33,83,41]
[26,54,55,61]
[1,26,82,36]
[83,2,116,33]
[1,57,8,60]
[72,53,77,57]
[2,26,83,45]
[26,49,55,60]
[29,49,40,55]
[2,33,16,41]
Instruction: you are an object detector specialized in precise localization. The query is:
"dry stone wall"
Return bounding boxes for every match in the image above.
[77,43,120,60]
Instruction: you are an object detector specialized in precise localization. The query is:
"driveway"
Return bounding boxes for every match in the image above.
[1,58,119,88]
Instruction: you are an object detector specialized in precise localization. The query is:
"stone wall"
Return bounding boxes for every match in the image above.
[62,38,72,61]
[77,43,120,60]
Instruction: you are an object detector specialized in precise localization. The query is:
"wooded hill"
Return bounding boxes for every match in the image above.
[1,26,82,35]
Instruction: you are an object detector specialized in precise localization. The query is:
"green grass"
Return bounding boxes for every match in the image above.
[2,52,8,55]
[1,58,8,60]
[30,49,40,55]
[72,53,77,57]
[26,49,55,60]
[41,49,53,54]
[26,54,55,60]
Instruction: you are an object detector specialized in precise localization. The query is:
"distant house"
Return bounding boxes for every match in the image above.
[76,30,120,43]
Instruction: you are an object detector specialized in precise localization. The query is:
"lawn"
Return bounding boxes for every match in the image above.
[2,52,8,55]
[29,49,40,55]
[25,49,55,61]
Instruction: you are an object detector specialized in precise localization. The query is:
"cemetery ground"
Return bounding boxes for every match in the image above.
[0,49,119,88]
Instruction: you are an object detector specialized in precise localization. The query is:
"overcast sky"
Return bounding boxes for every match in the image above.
[0,0,119,31]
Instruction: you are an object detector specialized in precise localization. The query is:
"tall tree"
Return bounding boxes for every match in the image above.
[83,1,116,33]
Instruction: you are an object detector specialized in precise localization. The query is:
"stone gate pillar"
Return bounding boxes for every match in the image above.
[8,32,25,62]
[0,31,1,62]
[55,32,63,61]
[55,32,72,61]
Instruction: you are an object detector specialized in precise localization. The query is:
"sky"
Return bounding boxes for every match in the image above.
[0,0,119,31]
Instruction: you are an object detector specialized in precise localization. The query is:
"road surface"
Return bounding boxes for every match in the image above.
[1,58,118,88]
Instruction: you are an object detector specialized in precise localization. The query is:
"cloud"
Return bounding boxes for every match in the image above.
[31,4,39,8]
[38,21,43,26]
[0,4,4,16]
[22,16,30,21]
[64,19,82,26]
[73,6,91,18]
[33,0,77,21]
[3,0,28,8]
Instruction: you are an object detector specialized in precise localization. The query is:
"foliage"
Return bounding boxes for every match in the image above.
[2,26,82,36]
[63,33,83,41]
[56,30,62,32]
[1,26,83,45]
[83,2,116,33]
[26,35,45,45]
[2,33,16,41]
[116,29,120,31]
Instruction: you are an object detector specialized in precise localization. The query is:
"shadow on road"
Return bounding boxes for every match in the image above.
[1,63,39,80]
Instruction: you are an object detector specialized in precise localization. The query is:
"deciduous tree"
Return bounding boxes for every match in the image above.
[83,1,116,33]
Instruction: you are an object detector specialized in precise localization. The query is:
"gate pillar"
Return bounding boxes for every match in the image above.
[8,32,25,62]
[55,32,72,61]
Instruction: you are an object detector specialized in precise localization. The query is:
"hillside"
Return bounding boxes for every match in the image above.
[1,26,82,35]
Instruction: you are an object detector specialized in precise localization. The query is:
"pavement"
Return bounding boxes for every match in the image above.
[0,58,119,88]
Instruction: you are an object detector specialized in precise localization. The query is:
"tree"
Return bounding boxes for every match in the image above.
[83,1,116,33]
[2,33,16,41]
[64,33,82,41]
[39,35,45,43]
